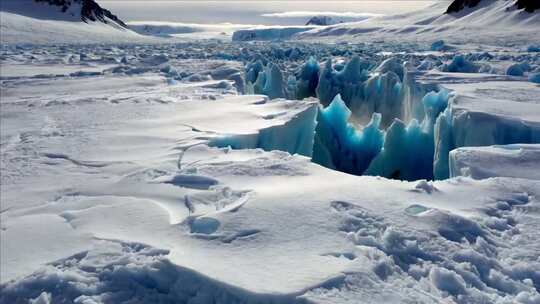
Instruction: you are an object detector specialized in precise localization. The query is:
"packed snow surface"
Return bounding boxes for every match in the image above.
[2,0,540,302]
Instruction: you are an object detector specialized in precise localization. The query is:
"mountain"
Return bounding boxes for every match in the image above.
[2,0,127,28]
[297,0,540,45]
[447,0,540,14]
[0,0,146,44]
[515,0,540,13]
[446,0,482,14]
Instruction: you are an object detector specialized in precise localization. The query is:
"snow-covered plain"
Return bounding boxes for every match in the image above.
[2,1,540,304]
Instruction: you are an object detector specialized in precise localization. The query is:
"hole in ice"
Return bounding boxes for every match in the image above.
[405,204,430,215]
[322,252,357,260]
[190,217,220,234]
[237,56,459,181]
[165,174,218,190]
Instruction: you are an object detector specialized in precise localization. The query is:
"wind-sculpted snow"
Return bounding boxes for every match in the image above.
[0,241,305,304]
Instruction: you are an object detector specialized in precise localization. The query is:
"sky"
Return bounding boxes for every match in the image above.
[98,1,436,25]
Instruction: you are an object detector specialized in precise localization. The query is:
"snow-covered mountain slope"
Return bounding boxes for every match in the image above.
[0,0,147,44]
[2,0,127,27]
[293,0,540,45]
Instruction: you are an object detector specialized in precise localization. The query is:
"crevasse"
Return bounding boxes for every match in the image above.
[236,56,539,181]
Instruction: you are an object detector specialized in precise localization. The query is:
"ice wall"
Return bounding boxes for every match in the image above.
[262,63,285,99]
[366,90,449,181]
[309,56,451,180]
[210,100,318,157]
[434,104,540,179]
[312,94,384,175]
[241,55,540,182]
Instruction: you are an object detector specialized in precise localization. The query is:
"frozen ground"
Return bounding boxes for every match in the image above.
[1,0,540,303]
[1,40,540,304]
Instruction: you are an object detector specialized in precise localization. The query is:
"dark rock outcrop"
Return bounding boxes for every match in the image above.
[515,0,540,13]
[34,0,127,27]
[446,0,482,14]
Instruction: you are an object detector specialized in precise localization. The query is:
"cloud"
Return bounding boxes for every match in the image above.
[261,11,383,19]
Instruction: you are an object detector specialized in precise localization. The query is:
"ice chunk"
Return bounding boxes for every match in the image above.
[365,119,435,180]
[441,55,479,73]
[529,73,540,84]
[245,60,264,84]
[360,71,403,127]
[422,89,450,131]
[315,58,339,106]
[295,56,320,100]
[29,292,51,304]
[262,63,285,99]
[430,40,453,52]
[527,45,540,52]
[506,63,530,76]
[430,267,467,296]
[374,57,404,81]
[211,99,318,157]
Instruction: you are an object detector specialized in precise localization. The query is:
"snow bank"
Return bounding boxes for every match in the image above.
[450,144,540,180]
